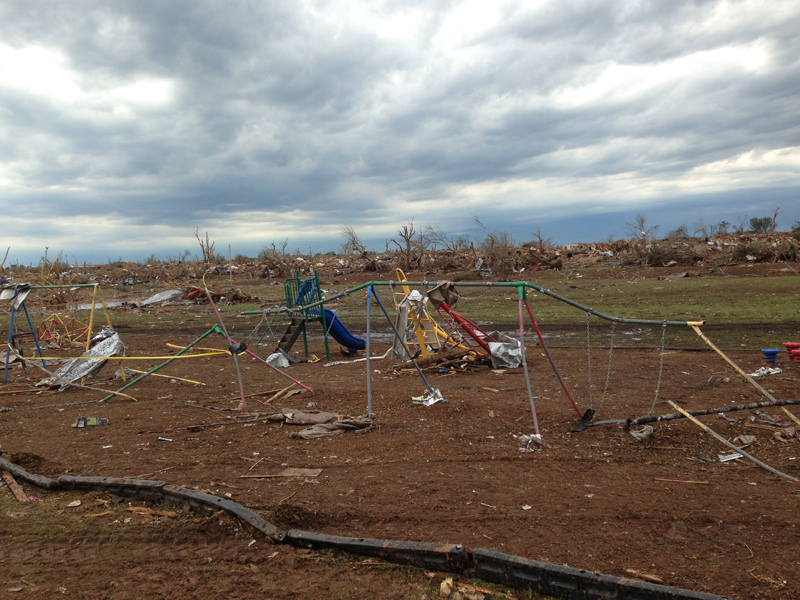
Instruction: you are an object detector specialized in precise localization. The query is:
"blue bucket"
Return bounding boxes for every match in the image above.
[761,349,780,364]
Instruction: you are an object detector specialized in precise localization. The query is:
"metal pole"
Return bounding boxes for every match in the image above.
[3,301,15,384]
[242,280,704,328]
[690,325,798,424]
[205,289,247,410]
[240,347,314,392]
[668,400,797,483]
[100,327,218,402]
[21,302,47,370]
[366,286,372,417]
[369,287,434,395]
[523,300,582,417]
[518,289,540,437]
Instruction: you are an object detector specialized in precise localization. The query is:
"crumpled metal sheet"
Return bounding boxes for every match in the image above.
[140,289,185,306]
[485,331,522,369]
[37,332,124,390]
[412,388,446,406]
[427,281,458,309]
[0,283,32,309]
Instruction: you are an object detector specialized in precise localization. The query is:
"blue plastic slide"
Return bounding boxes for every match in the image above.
[323,309,366,354]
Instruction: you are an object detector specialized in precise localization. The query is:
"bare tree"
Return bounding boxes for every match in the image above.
[340,226,368,256]
[530,227,554,252]
[625,214,659,243]
[735,215,748,234]
[194,228,216,265]
[474,216,517,271]
[389,222,420,270]
[770,205,782,232]
[423,225,469,252]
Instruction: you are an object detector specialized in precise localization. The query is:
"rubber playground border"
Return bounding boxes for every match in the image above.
[0,456,730,600]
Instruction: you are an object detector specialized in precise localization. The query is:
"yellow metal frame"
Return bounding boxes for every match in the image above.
[393,269,470,357]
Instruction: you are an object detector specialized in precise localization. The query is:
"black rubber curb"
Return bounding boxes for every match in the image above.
[0,457,730,600]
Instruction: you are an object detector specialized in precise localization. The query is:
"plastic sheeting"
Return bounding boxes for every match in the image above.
[266,352,290,368]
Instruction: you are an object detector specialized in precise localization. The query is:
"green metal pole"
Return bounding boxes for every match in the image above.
[27,284,97,290]
[99,326,220,402]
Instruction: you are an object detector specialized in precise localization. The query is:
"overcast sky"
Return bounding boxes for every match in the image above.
[1,0,798,264]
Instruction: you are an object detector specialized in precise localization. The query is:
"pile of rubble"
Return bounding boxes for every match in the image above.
[1,233,796,295]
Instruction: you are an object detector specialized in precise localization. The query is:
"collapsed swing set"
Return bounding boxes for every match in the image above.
[243,275,720,442]
[6,275,794,458]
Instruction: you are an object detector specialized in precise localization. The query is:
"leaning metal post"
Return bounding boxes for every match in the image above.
[100,326,220,402]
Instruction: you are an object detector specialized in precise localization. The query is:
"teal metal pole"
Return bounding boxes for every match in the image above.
[99,326,219,402]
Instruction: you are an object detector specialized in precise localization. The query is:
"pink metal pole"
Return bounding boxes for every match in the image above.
[518,297,540,437]
[524,300,583,418]
[205,289,247,410]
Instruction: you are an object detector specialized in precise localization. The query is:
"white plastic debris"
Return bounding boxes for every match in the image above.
[140,289,184,306]
[747,366,782,377]
[719,453,743,462]
[266,352,291,368]
[515,433,542,451]
[412,388,446,406]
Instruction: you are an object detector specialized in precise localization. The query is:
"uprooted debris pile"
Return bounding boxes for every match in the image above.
[1,232,796,296]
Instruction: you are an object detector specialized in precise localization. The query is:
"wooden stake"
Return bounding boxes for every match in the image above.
[1,471,29,503]
[261,383,296,405]
[624,569,664,584]
[655,478,709,485]
[129,369,205,386]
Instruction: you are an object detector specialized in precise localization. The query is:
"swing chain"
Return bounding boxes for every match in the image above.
[244,310,270,342]
[452,284,492,301]
[596,319,616,418]
[646,320,668,417]
[586,311,593,409]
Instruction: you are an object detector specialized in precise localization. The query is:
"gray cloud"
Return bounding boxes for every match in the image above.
[0,0,798,262]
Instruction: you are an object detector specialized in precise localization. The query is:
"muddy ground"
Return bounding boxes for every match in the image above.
[1,319,800,599]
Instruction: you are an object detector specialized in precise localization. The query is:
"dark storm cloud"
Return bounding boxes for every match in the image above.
[0,0,798,262]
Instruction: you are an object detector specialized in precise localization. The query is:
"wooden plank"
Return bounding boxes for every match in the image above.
[239,468,322,479]
[654,478,709,485]
[1,471,29,503]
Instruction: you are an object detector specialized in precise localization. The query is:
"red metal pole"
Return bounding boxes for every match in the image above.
[523,300,583,417]
[439,301,492,354]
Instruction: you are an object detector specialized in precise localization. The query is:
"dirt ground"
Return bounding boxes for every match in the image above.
[2,322,800,599]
